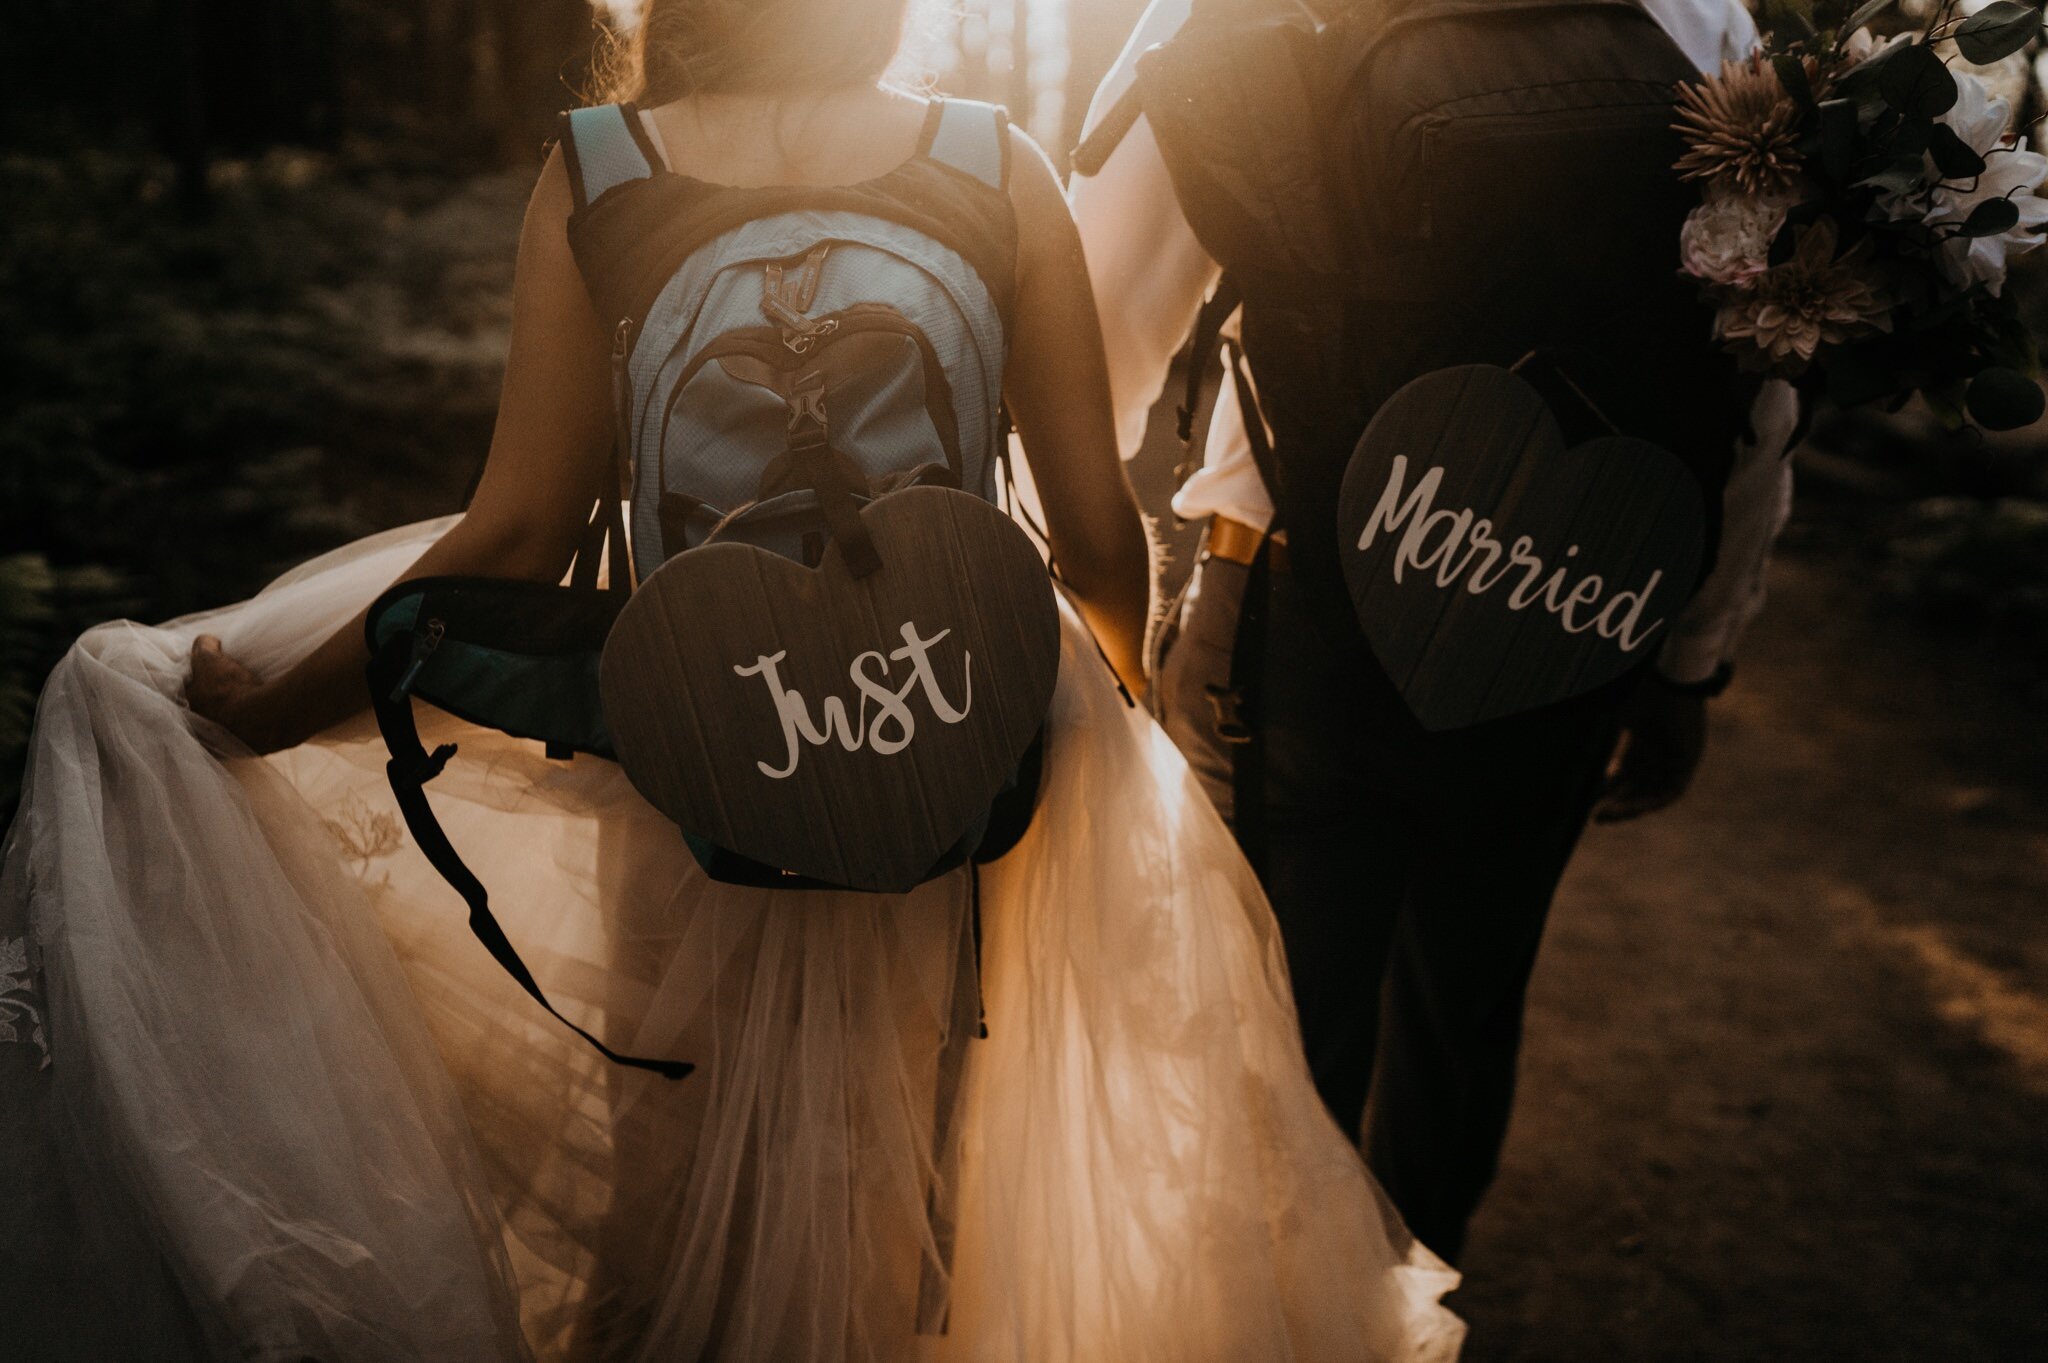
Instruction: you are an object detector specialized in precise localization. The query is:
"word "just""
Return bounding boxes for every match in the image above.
[733,621,972,779]
[1358,456,1666,651]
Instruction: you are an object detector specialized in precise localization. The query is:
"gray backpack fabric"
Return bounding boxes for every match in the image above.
[559,99,1014,570]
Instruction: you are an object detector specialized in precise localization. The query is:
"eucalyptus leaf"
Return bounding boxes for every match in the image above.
[1845,0,1894,31]
[1960,196,2022,236]
[1954,1,2041,66]
[1965,366,2046,429]
[1774,53,1817,111]
[1891,116,1935,155]
[1927,121,1988,178]
[1863,152,1933,193]
[1877,41,1958,118]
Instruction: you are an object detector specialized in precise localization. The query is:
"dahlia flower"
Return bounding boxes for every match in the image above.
[1716,219,1892,369]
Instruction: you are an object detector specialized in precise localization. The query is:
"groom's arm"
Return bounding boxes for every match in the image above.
[1596,0,1792,822]
[1068,0,1222,462]
[1658,380,1800,688]
[1597,379,1799,823]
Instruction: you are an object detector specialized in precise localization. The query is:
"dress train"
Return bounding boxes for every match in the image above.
[1,518,1462,1362]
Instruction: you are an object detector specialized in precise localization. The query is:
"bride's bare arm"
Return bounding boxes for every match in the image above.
[1002,127,1154,696]
[187,148,614,753]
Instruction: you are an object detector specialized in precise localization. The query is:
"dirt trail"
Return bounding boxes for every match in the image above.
[1453,551,2048,1362]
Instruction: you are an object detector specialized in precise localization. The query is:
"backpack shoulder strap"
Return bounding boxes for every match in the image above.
[559,102,663,212]
[922,98,1010,191]
[362,588,690,1081]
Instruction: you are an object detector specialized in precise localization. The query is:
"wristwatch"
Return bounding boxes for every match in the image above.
[1654,661,1735,698]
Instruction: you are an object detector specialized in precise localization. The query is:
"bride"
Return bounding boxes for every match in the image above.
[0,2,1463,1359]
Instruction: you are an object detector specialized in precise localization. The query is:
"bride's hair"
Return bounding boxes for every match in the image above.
[597,0,919,105]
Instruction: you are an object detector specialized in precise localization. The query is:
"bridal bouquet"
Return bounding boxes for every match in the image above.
[1674,0,2048,428]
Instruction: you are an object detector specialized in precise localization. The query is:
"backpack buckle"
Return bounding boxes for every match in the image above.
[787,377,829,449]
[764,246,837,352]
[780,316,839,354]
[1203,683,1254,744]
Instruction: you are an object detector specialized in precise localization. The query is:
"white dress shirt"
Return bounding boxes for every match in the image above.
[1070,0,1796,685]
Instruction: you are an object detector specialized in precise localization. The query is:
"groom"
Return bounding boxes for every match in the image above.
[1071,0,1798,1262]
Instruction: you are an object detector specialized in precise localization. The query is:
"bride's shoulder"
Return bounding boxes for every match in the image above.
[528,143,576,223]
[1004,122,1065,226]
[507,144,578,273]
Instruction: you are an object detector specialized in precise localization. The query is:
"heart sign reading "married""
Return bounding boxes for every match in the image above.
[1337,365,1706,732]
[600,486,1060,892]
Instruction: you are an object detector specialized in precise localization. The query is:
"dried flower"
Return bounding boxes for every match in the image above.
[1680,189,1796,285]
[1716,219,1892,370]
[1674,55,1807,196]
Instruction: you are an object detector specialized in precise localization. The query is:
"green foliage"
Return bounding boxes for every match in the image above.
[0,556,133,810]
[1726,0,2048,428]
[1966,364,2047,425]
[1954,2,2043,64]
[0,148,525,822]
[1876,40,1959,117]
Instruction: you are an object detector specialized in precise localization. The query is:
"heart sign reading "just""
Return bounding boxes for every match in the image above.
[1337,365,1707,732]
[600,486,1060,892]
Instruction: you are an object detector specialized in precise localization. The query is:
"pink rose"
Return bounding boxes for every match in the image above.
[1680,191,1794,287]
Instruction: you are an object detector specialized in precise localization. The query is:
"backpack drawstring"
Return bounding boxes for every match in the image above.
[763,245,836,349]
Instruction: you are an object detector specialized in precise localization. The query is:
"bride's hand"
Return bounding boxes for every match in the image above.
[185,635,285,753]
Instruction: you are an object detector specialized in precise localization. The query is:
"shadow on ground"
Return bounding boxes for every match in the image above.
[1455,551,2048,1362]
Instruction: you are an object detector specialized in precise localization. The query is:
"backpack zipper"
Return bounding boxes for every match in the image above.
[651,305,964,491]
[611,318,637,493]
[1407,96,1673,242]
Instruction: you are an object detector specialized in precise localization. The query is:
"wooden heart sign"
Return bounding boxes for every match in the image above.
[1337,365,1706,731]
[599,486,1060,892]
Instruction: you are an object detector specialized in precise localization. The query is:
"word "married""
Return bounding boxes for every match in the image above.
[1358,456,1666,651]
[734,621,972,779]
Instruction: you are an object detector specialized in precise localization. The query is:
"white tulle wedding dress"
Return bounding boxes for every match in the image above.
[0,516,1462,1363]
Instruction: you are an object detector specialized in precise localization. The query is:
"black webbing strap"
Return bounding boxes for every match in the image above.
[1214,334,1279,874]
[1166,277,1247,528]
[1221,336,1282,523]
[1178,276,1243,451]
[1068,83,1145,178]
[914,862,987,1336]
[367,643,693,1081]
[1226,536,1272,879]
[969,860,988,1040]
[754,380,883,578]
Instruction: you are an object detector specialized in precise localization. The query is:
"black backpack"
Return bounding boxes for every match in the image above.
[1077,0,1746,631]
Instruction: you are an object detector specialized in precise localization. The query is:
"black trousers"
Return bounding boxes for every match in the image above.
[1159,547,1631,1263]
